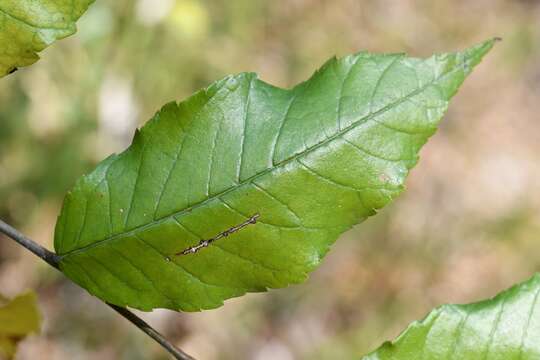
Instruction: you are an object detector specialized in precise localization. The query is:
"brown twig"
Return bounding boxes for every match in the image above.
[0,219,195,360]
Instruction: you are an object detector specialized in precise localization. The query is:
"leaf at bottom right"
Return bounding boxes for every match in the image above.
[364,273,540,360]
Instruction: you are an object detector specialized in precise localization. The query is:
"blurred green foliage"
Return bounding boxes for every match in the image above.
[0,291,40,359]
[0,0,94,77]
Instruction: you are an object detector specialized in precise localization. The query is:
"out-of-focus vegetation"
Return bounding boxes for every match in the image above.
[0,1,539,359]
[0,0,94,78]
[0,291,40,359]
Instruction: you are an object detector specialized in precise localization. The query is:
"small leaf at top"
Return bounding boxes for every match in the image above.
[363,273,540,359]
[0,0,94,78]
[54,39,496,311]
[0,291,41,359]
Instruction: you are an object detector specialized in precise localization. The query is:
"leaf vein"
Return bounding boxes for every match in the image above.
[152,130,187,220]
[518,285,540,359]
[123,141,147,229]
[237,76,253,182]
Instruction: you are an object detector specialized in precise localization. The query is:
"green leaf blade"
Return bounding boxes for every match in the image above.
[54,40,496,311]
[0,0,94,77]
[363,274,540,360]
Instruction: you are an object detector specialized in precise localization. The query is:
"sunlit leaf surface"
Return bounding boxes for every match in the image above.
[54,40,495,311]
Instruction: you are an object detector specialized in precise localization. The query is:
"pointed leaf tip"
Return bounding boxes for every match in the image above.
[465,37,499,67]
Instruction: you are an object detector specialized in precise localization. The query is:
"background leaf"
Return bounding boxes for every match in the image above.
[54,39,495,312]
[0,0,94,77]
[363,273,540,359]
[0,292,41,359]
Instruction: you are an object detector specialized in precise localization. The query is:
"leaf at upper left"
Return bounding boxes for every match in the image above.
[0,0,94,77]
[0,291,41,360]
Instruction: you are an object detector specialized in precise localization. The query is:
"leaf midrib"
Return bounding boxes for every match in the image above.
[58,52,473,259]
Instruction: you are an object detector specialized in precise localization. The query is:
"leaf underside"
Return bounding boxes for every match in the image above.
[364,274,540,360]
[0,292,41,359]
[54,39,495,311]
[0,0,94,77]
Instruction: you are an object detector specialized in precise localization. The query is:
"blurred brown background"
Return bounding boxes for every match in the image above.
[1,0,539,359]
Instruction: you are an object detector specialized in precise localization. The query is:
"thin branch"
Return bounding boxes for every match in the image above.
[110,304,195,360]
[0,218,195,360]
[0,219,60,269]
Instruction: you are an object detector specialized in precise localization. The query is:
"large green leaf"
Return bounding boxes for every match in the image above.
[0,292,41,359]
[54,40,496,311]
[0,0,94,77]
[363,273,540,359]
